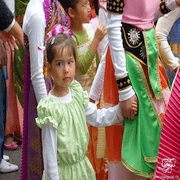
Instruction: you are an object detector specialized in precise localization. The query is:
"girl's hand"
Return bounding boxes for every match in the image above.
[94,24,107,43]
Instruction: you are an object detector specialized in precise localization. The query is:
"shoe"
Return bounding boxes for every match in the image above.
[3,155,10,161]
[0,159,19,173]
[4,142,18,151]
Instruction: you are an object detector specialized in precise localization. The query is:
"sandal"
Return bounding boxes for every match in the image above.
[4,142,18,151]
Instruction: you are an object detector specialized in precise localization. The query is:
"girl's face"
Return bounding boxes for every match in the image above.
[74,0,91,23]
[48,46,76,92]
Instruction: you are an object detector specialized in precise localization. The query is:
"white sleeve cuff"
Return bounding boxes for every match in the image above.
[119,87,135,101]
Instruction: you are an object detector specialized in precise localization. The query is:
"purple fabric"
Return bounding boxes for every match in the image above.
[20,0,68,179]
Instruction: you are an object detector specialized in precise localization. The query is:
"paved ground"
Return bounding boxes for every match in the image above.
[0,146,21,180]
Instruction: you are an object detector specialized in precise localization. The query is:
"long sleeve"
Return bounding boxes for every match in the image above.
[76,48,96,74]
[89,50,106,101]
[42,122,59,180]
[0,0,14,31]
[89,8,108,102]
[155,8,180,71]
[85,102,123,127]
[107,12,135,101]
[23,12,47,103]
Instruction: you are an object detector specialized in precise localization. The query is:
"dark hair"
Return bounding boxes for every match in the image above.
[93,0,99,16]
[46,33,76,64]
[58,0,79,15]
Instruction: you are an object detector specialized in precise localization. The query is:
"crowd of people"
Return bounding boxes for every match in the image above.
[0,0,180,179]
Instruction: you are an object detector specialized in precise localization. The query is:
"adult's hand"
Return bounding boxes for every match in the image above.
[7,21,24,48]
[0,31,19,51]
[120,94,138,120]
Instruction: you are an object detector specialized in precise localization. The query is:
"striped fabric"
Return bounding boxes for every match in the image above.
[155,68,180,180]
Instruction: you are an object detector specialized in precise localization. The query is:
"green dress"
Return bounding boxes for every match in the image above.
[36,80,95,180]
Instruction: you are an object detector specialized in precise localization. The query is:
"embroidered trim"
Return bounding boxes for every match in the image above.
[121,23,147,64]
[159,0,171,14]
[107,0,124,14]
[121,158,152,178]
[116,75,131,90]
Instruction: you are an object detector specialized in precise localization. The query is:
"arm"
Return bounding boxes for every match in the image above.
[75,24,106,74]
[24,14,47,103]
[42,122,59,180]
[89,51,106,102]
[0,0,24,48]
[107,11,137,119]
[155,8,180,71]
[7,21,24,47]
[86,102,123,127]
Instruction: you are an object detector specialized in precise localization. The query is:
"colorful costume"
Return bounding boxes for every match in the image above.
[21,0,68,179]
[154,7,180,179]
[4,0,23,144]
[36,80,123,180]
[107,0,177,178]
[155,69,180,180]
[0,0,14,164]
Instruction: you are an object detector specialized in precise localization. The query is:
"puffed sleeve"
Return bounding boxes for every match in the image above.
[36,97,59,129]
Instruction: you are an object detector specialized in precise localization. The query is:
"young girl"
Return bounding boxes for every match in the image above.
[35,30,129,179]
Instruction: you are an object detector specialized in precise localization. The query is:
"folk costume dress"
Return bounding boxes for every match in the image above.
[4,0,23,145]
[36,80,123,180]
[155,68,180,180]
[154,7,180,179]
[21,0,68,179]
[0,0,15,165]
[107,0,178,178]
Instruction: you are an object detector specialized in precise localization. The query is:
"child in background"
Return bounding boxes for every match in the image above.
[59,0,106,93]
[36,30,131,180]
